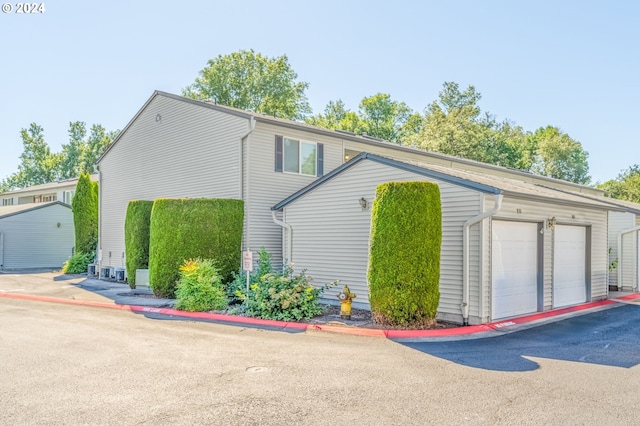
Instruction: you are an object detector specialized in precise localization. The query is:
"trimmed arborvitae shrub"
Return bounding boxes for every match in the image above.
[72,172,98,255]
[148,198,244,298]
[367,181,442,327]
[124,200,154,288]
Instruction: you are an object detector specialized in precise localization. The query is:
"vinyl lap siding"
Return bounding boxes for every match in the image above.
[0,204,74,269]
[246,123,345,267]
[283,160,483,318]
[98,95,249,268]
[608,212,635,289]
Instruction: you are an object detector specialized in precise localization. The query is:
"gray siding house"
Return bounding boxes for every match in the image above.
[0,175,98,207]
[97,91,632,323]
[272,153,618,325]
[0,201,75,270]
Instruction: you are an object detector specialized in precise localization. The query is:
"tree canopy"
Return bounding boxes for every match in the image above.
[307,81,591,184]
[306,93,421,144]
[599,165,640,203]
[183,49,311,120]
[1,122,118,192]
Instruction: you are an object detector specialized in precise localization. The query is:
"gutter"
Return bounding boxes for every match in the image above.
[462,193,503,325]
[616,225,640,291]
[271,210,292,265]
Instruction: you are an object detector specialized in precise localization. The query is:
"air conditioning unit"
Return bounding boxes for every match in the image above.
[87,263,97,276]
[100,267,111,280]
[114,267,126,282]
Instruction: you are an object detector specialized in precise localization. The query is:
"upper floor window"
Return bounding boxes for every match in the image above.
[275,135,324,177]
[2,198,13,206]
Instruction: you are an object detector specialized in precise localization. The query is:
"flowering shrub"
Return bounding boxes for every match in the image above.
[246,264,337,321]
[175,259,227,312]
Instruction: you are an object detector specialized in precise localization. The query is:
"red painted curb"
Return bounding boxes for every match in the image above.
[2,291,638,339]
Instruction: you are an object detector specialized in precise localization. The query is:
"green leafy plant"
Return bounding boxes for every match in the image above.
[608,247,619,272]
[62,251,95,274]
[245,263,337,321]
[367,181,442,327]
[227,247,273,304]
[175,259,227,312]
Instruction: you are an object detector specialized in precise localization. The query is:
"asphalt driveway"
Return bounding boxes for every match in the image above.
[402,302,640,371]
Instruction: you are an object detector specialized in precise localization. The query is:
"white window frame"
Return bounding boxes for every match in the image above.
[283,137,317,176]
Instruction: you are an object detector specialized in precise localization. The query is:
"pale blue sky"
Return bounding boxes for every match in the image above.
[1,0,638,184]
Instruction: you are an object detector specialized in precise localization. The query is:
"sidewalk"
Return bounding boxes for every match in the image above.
[1,270,639,341]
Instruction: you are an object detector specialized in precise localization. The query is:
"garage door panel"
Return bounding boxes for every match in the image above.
[553,225,587,308]
[492,221,539,320]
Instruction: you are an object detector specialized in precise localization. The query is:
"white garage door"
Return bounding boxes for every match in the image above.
[492,221,539,320]
[553,225,587,308]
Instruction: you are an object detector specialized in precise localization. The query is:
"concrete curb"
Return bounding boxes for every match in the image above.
[1,291,639,340]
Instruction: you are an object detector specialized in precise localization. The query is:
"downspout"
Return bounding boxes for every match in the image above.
[240,117,256,251]
[0,232,4,270]
[271,210,292,265]
[462,193,503,326]
[616,225,640,291]
[97,167,102,268]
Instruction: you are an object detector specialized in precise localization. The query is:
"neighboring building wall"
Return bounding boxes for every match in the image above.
[0,203,74,269]
[608,211,636,289]
[281,159,483,320]
[98,95,250,269]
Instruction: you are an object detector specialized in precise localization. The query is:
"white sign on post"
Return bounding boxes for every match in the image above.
[242,250,253,271]
[242,250,253,303]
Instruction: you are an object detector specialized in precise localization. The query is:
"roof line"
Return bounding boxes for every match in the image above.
[99,91,603,195]
[535,184,640,214]
[0,201,71,219]
[271,152,501,211]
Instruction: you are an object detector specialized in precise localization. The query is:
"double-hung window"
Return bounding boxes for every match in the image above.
[275,135,324,177]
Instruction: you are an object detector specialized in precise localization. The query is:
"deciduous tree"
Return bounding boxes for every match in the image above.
[183,49,311,120]
[599,165,640,202]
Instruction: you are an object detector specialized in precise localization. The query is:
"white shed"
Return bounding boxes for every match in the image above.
[272,153,618,325]
[0,202,75,270]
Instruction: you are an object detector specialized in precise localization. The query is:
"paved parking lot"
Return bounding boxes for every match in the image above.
[404,302,640,371]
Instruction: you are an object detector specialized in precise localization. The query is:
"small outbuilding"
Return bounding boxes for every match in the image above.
[0,201,75,270]
[272,153,621,325]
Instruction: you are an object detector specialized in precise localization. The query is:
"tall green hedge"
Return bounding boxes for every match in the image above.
[148,198,244,298]
[72,172,98,255]
[124,200,154,288]
[367,181,442,327]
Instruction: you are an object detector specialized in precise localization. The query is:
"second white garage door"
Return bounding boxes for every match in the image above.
[553,225,587,308]
[492,221,539,320]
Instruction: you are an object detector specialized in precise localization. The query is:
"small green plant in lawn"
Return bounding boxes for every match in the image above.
[62,251,95,274]
[227,247,273,304]
[246,263,338,321]
[175,259,227,312]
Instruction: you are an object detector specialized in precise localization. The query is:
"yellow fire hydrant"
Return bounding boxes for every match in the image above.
[337,285,357,320]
